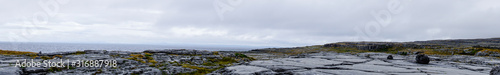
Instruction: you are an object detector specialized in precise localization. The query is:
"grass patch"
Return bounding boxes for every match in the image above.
[213,51,219,55]
[126,54,146,63]
[144,53,153,57]
[215,57,237,65]
[0,50,36,55]
[54,55,63,58]
[72,51,86,55]
[41,56,54,60]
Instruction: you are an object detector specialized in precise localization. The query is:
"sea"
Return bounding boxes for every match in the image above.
[0,42,261,53]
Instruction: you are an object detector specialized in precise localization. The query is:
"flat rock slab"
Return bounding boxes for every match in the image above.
[314,69,386,75]
[410,66,488,75]
[458,65,490,71]
[225,65,271,74]
[363,60,393,65]
[388,60,420,66]
[337,64,419,73]
[333,59,370,63]
[0,67,23,75]
[225,52,494,75]
[250,58,343,68]
[311,55,361,59]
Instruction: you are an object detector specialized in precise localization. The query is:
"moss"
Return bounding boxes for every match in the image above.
[234,53,256,61]
[73,51,86,55]
[126,54,147,63]
[53,55,63,58]
[68,66,76,69]
[235,53,248,58]
[92,69,103,75]
[144,53,153,57]
[47,67,63,72]
[110,55,120,58]
[213,51,219,55]
[148,60,157,64]
[0,50,36,55]
[26,54,38,59]
[170,61,181,66]
[215,57,237,65]
[149,64,156,67]
[41,56,53,60]
[201,62,216,66]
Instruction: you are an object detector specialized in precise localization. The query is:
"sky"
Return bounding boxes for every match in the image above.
[1,0,500,47]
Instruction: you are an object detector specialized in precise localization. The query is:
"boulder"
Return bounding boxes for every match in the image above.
[491,66,500,75]
[415,54,430,64]
[387,55,393,60]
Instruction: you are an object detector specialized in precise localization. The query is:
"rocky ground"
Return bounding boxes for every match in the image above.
[2,38,500,75]
[0,49,254,75]
[216,52,500,75]
[2,50,500,75]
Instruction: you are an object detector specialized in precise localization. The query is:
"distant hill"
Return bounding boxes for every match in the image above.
[250,37,500,57]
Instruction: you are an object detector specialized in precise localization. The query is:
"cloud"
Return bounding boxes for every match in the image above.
[1,0,500,47]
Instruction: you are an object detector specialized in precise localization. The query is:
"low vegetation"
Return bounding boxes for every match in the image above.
[261,44,500,57]
[72,51,86,55]
[0,49,37,55]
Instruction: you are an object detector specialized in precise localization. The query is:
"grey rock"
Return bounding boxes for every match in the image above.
[416,54,430,64]
[131,68,144,74]
[115,59,127,64]
[166,66,196,74]
[491,54,500,57]
[387,55,393,60]
[215,65,272,75]
[143,68,162,75]
[39,51,77,56]
[108,51,131,55]
[84,50,108,54]
[476,51,489,56]
[24,67,48,73]
[0,67,23,75]
[492,66,500,75]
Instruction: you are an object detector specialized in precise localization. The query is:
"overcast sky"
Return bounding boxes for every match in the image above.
[1,0,499,47]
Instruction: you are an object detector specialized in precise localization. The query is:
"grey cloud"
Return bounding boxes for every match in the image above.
[1,0,499,47]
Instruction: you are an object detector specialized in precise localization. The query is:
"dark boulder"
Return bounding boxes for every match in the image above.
[415,54,430,64]
[492,66,500,75]
[387,55,393,59]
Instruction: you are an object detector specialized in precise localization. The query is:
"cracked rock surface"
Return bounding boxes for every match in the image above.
[216,52,495,75]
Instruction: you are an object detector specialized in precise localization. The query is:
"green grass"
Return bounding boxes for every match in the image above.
[72,51,86,55]
[0,50,36,55]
